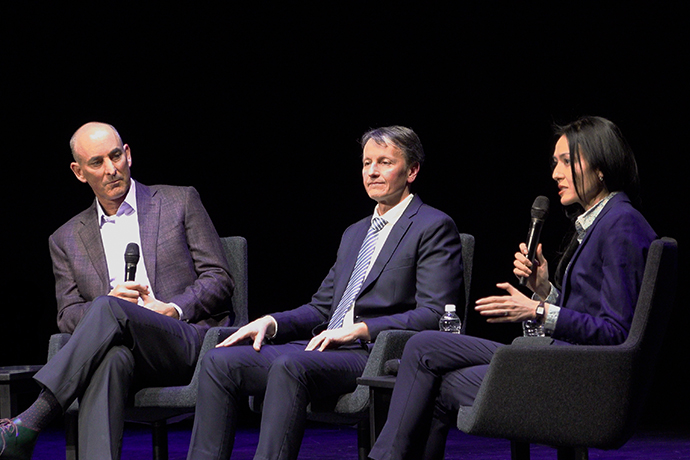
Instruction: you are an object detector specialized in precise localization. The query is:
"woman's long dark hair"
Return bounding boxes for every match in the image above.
[552,116,641,290]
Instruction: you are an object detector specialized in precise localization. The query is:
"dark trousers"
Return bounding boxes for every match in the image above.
[368,331,503,460]
[34,296,202,460]
[186,341,370,460]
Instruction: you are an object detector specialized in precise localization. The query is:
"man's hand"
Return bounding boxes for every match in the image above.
[305,322,371,352]
[108,282,150,304]
[217,316,276,351]
[141,293,180,319]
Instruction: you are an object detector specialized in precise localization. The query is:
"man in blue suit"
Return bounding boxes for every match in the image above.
[185,126,464,460]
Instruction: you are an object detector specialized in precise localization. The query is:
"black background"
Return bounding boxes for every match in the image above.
[3,3,687,427]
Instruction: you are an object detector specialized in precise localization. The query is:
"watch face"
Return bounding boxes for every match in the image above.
[536,305,545,316]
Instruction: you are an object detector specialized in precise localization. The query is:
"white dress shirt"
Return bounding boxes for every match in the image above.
[97,180,183,318]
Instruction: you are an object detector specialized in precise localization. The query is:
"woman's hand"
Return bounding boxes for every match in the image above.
[514,243,550,299]
[475,282,541,323]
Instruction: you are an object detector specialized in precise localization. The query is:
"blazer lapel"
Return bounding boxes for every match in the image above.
[360,196,421,293]
[561,193,625,301]
[136,183,160,293]
[78,201,109,291]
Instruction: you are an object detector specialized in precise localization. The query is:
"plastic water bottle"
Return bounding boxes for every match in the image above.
[439,304,462,334]
[522,319,545,337]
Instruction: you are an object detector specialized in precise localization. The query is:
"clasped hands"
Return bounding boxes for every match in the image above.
[217,316,371,352]
[475,242,550,323]
[108,281,180,319]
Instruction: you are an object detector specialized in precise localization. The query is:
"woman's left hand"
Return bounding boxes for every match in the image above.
[475,282,539,323]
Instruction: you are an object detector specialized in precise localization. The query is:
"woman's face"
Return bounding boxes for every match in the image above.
[552,135,607,210]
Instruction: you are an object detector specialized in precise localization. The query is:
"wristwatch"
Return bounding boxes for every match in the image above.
[534,301,546,324]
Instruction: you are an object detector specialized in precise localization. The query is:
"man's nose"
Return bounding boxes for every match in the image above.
[104,158,117,175]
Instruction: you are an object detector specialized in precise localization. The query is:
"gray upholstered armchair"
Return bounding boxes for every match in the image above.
[456,237,678,460]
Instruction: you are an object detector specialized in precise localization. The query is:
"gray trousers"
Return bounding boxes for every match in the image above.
[34,296,202,460]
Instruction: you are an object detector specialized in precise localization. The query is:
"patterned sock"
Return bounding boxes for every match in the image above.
[15,389,61,432]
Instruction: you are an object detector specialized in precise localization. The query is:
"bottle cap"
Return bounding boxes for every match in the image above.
[445,304,456,312]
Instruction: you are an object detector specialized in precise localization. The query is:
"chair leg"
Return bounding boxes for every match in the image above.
[65,411,78,460]
[151,421,169,460]
[510,440,530,460]
[357,418,371,460]
[557,447,588,460]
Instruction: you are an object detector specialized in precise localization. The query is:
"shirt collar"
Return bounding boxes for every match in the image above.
[575,191,618,243]
[373,193,414,227]
[98,179,138,226]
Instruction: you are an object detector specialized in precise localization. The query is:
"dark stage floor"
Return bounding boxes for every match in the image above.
[28,419,690,460]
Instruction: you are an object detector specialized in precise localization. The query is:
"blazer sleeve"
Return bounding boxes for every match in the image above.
[50,231,99,333]
[160,187,234,324]
[553,210,656,345]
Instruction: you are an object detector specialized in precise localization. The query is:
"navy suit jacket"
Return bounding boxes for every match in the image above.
[271,195,463,342]
[553,192,657,345]
[49,182,234,337]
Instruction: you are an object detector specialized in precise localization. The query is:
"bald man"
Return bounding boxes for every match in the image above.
[0,122,233,460]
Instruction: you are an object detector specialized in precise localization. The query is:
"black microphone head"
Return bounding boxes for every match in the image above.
[530,196,550,220]
[125,242,140,264]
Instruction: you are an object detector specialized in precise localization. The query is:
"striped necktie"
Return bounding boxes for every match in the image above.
[328,217,387,330]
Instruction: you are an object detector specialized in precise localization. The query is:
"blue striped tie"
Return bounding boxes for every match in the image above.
[328,217,387,330]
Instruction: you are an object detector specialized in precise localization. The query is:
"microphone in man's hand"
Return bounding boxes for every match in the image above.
[519,196,550,287]
[124,243,140,282]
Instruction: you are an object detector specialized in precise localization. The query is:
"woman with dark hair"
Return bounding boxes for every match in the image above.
[368,116,657,460]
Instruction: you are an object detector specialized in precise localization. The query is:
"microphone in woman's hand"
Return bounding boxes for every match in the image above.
[519,196,549,287]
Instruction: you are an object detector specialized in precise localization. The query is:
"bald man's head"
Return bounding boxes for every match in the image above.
[70,122,123,161]
[69,122,132,215]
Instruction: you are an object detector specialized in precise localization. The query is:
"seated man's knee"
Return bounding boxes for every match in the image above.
[267,353,308,384]
[200,346,260,379]
[91,295,129,317]
[404,330,443,357]
[72,296,126,333]
[201,347,232,375]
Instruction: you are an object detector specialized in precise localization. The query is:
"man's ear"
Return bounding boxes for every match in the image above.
[70,162,88,183]
[124,144,132,168]
[407,161,420,184]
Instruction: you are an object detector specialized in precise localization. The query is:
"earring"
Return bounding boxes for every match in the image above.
[598,174,604,182]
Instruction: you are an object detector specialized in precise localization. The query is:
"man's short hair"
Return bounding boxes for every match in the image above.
[361,126,425,167]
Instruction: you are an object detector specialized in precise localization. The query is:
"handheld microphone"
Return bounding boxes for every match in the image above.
[519,196,549,287]
[124,243,140,282]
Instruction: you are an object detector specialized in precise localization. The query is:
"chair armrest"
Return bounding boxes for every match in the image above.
[188,327,238,381]
[360,330,418,378]
[326,329,418,415]
[510,336,554,347]
[47,333,72,362]
[198,327,237,355]
[133,326,238,409]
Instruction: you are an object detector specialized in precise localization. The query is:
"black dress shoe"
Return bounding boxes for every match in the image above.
[0,419,38,460]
